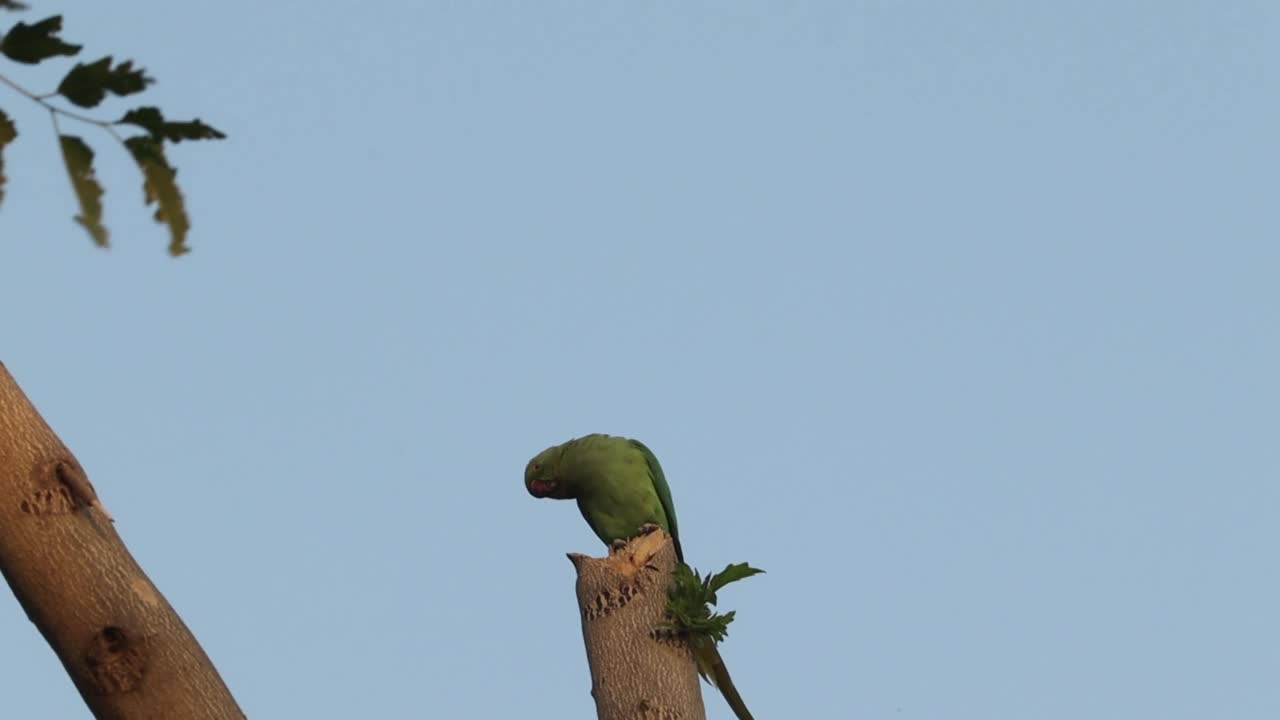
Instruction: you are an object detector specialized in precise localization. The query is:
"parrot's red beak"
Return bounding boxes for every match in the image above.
[528,478,557,497]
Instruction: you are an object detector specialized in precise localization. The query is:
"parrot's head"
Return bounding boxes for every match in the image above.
[525,444,573,499]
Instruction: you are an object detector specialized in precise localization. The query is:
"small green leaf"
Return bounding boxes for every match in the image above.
[705,563,765,595]
[58,56,152,108]
[1,1,31,12]
[124,136,190,256]
[0,109,15,208]
[58,135,109,248]
[1,15,80,64]
[118,106,226,143]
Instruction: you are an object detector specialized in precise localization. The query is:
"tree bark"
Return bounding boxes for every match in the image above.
[569,530,706,720]
[0,363,244,719]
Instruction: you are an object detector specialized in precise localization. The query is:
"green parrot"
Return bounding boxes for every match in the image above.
[525,433,755,720]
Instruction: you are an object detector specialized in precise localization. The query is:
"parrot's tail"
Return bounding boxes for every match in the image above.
[701,644,754,720]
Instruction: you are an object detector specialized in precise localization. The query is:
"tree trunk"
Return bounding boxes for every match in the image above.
[0,363,244,719]
[569,530,706,720]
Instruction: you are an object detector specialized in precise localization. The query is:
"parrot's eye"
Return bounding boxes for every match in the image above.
[531,462,542,474]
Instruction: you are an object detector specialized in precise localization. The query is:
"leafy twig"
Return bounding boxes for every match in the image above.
[0,11,223,254]
[660,562,765,644]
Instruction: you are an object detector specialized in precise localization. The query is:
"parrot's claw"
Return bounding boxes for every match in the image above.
[637,523,662,536]
[610,538,629,554]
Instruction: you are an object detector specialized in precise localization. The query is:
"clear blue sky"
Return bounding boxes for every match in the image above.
[2,1,1277,717]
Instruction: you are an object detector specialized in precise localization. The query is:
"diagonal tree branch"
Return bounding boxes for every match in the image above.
[0,362,243,720]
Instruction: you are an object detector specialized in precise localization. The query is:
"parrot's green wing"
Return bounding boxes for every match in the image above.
[629,438,682,561]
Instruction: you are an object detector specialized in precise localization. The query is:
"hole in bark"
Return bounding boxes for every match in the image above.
[84,626,146,694]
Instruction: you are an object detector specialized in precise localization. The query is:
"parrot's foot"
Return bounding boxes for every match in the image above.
[610,525,664,556]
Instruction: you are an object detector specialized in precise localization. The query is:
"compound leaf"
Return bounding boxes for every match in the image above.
[660,561,764,646]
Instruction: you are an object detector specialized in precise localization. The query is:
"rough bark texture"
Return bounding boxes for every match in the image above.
[569,530,706,720]
[0,363,244,720]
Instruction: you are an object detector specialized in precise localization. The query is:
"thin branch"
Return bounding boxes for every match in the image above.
[1,71,127,142]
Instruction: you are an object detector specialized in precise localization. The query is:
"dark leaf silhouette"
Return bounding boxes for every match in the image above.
[58,56,152,108]
[1,15,80,64]
[119,106,225,143]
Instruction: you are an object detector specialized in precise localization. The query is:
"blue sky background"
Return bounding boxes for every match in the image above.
[2,1,1277,717]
